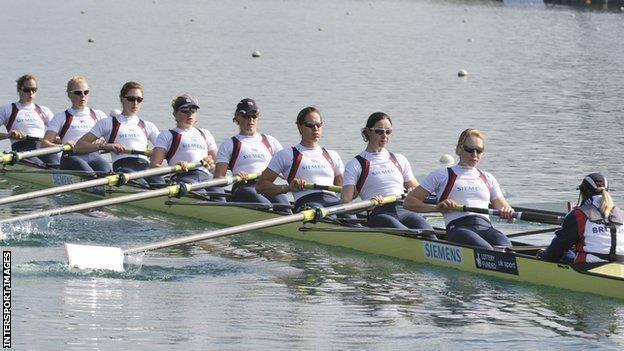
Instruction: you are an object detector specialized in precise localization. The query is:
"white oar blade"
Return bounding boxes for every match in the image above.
[64,243,125,272]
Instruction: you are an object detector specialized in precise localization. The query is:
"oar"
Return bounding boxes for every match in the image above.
[0,132,41,141]
[0,173,256,225]
[100,148,153,157]
[452,205,564,225]
[1,144,71,165]
[64,194,401,271]
[0,161,206,206]
[303,183,342,192]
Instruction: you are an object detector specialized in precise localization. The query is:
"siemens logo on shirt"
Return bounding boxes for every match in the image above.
[455,185,484,192]
[117,132,142,139]
[371,169,396,176]
[181,142,206,150]
[301,164,327,171]
[242,153,266,160]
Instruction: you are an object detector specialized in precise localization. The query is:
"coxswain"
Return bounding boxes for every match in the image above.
[256,106,345,213]
[214,98,289,209]
[541,173,624,264]
[150,94,223,200]
[0,74,56,166]
[42,76,110,173]
[341,112,432,232]
[404,128,513,249]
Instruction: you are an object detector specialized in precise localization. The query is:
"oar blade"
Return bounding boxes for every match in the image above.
[65,243,125,272]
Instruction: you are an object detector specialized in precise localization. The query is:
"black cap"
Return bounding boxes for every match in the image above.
[235,98,259,116]
[579,173,608,195]
[172,94,200,111]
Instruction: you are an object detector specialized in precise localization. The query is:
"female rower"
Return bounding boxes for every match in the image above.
[74,81,161,184]
[150,94,224,200]
[404,128,513,249]
[541,173,624,264]
[42,76,110,173]
[341,112,432,232]
[0,74,55,166]
[256,106,345,213]
[214,98,289,208]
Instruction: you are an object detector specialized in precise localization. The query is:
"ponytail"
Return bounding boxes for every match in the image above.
[600,189,615,218]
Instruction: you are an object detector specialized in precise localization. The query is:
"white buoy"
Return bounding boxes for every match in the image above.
[87,38,94,43]
[458,69,468,77]
[252,51,261,58]
[439,154,455,167]
[110,109,121,118]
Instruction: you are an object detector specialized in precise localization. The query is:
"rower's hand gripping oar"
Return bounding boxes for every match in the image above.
[0,132,42,141]
[452,205,564,225]
[0,161,206,207]
[64,195,401,272]
[1,144,72,166]
[0,171,256,225]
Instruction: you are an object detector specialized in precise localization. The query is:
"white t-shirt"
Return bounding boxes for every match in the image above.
[215,133,282,175]
[419,165,504,224]
[0,102,53,144]
[343,150,414,200]
[154,127,217,172]
[89,114,159,163]
[47,107,108,143]
[267,143,343,202]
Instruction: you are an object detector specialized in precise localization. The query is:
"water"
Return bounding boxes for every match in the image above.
[1,0,624,349]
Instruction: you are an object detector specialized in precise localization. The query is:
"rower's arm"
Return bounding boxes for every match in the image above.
[341,185,356,203]
[256,168,290,197]
[490,197,514,220]
[74,133,100,154]
[542,211,580,262]
[149,147,167,168]
[404,178,419,193]
[333,174,344,186]
[42,130,59,148]
[213,163,228,178]
[404,186,440,213]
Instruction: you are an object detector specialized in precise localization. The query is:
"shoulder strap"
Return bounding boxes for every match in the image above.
[321,147,336,175]
[138,119,149,140]
[477,168,490,189]
[165,129,183,163]
[89,108,97,121]
[388,152,402,173]
[286,147,303,184]
[260,134,273,154]
[108,117,121,143]
[34,104,46,123]
[439,167,457,202]
[228,136,242,170]
[6,103,19,131]
[58,110,74,140]
[355,155,370,193]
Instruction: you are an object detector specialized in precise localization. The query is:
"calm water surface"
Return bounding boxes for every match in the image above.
[1,0,624,349]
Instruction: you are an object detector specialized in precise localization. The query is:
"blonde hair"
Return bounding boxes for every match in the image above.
[599,189,615,218]
[456,128,486,152]
[16,74,36,90]
[66,76,88,92]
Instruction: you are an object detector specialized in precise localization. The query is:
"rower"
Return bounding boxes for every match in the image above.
[404,128,513,249]
[74,81,162,186]
[42,76,110,174]
[149,94,224,200]
[540,173,624,264]
[341,112,432,232]
[0,74,56,166]
[256,106,346,213]
[214,98,290,209]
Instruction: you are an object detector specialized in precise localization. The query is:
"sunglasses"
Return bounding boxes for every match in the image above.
[125,96,144,103]
[71,90,90,96]
[462,145,484,154]
[21,87,37,93]
[237,109,259,119]
[302,121,323,128]
[369,128,392,135]
[178,108,197,115]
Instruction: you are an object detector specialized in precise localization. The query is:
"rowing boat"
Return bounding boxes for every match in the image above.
[2,162,624,300]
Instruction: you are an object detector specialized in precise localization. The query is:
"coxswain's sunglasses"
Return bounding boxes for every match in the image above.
[179,108,198,115]
[369,128,392,135]
[462,145,484,154]
[302,121,323,128]
[71,90,90,96]
[237,109,259,119]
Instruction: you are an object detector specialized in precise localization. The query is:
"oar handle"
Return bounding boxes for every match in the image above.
[123,148,153,156]
[453,205,564,225]
[1,144,71,165]
[303,183,342,192]
[0,132,41,141]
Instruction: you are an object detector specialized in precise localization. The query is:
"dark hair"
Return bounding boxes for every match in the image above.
[16,74,37,90]
[361,112,392,142]
[296,106,321,125]
[119,81,143,98]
